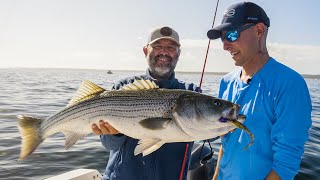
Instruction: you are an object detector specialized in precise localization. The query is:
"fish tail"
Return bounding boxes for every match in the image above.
[17,115,43,160]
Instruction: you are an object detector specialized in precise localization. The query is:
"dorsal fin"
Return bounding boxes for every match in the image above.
[121,79,159,91]
[67,80,106,107]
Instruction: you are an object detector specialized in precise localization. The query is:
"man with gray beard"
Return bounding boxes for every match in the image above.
[92,26,200,180]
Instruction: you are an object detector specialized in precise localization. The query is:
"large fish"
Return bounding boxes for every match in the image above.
[17,79,253,160]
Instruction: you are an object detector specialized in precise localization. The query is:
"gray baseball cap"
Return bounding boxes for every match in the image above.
[147,26,180,46]
[207,2,270,40]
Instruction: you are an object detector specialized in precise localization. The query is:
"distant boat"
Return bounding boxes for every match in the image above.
[107,70,113,74]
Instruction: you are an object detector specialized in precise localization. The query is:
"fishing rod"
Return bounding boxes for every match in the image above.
[198,0,220,92]
[181,2,221,180]
[195,0,221,178]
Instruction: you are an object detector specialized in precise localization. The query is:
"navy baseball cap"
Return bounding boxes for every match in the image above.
[207,2,270,40]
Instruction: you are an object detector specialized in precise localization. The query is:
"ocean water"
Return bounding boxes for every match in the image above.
[0,68,319,180]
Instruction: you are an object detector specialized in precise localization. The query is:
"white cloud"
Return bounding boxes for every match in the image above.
[71,51,104,57]
[0,38,319,75]
[267,43,320,74]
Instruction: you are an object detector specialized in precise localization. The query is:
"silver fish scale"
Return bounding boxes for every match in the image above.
[41,89,192,135]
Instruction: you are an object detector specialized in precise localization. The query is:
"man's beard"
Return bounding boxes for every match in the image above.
[147,54,178,79]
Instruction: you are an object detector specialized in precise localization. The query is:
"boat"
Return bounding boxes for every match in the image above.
[107,70,113,74]
[44,169,102,180]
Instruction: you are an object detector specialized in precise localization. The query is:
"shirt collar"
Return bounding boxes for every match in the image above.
[145,69,177,89]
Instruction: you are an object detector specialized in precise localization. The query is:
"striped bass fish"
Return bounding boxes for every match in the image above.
[17,79,253,160]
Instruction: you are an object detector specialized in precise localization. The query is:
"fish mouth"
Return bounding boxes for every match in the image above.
[219,115,254,150]
[218,114,245,123]
[222,104,240,119]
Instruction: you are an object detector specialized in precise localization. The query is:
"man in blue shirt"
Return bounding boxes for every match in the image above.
[207,2,312,180]
[91,26,199,180]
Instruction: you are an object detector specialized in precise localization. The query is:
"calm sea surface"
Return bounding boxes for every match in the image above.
[0,68,319,180]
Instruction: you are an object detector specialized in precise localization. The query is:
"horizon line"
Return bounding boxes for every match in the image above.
[1,67,320,78]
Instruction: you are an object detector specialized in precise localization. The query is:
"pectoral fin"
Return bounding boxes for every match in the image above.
[134,138,165,156]
[139,118,172,130]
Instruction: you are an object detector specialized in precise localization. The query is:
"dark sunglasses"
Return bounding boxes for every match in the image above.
[220,23,256,42]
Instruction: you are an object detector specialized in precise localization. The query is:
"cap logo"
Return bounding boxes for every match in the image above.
[224,9,235,17]
[160,27,172,36]
[247,17,258,21]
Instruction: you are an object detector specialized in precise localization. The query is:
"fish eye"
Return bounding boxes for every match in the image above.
[214,101,221,106]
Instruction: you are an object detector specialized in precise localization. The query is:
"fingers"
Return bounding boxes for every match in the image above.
[99,120,111,134]
[104,122,119,134]
[91,120,119,135]
[92,123,102,135]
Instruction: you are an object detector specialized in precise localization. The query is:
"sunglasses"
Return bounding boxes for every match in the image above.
[220,23,256,42]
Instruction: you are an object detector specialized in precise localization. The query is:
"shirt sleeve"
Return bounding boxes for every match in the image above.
[271,77,312,179]
[187,83,201,92]
[100,134,127,150]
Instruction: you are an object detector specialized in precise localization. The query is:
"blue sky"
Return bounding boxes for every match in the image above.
[0,0,319,74]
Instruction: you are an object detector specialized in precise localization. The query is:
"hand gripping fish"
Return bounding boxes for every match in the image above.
[17,79,254,160]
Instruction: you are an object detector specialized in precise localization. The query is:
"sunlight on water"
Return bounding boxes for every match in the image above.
[0,68,319,179]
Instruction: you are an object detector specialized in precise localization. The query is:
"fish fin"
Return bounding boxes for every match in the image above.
[139,118,172,130]
[62,131,87,150]
[134,139,165,156]
[120,79,159,91]
[142,141,165,156]
[17,115,43,160]
[67,80,106,107]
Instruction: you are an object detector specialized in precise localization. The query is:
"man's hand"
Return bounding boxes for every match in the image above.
[92,120,120,135]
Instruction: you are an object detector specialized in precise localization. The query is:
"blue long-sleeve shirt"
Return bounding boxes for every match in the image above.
[101,69,200,180]
[217,58,312,180]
